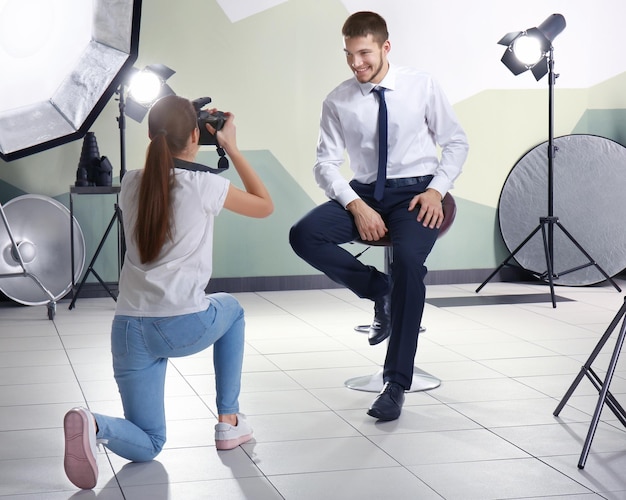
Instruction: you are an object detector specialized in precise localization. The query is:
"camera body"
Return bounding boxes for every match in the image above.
[192,97,225,146]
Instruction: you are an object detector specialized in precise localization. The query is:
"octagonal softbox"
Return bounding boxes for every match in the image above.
[0,0,142,161]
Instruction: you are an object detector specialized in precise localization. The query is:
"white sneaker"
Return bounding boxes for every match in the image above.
[214,413,253,450]
[63,407,98,489]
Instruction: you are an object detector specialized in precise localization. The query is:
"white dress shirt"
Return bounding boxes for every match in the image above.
[314,63,469,208]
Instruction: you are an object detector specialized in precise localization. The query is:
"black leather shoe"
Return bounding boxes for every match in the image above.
[367,381,405,421]
[368,293,391,345]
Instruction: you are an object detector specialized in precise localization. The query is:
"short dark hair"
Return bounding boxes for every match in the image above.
[342,11,389,45]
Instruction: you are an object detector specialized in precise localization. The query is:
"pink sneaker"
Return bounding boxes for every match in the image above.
[63,407,98,489]
[215,413,253,450]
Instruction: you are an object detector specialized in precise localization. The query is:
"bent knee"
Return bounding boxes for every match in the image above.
[140,436,166,462]
[289,220,309,255]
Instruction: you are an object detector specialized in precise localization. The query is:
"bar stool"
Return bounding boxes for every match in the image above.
[345,192,457,393]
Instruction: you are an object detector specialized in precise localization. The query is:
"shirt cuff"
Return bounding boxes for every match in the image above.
[427,177,450,200]
[336,189,360,209]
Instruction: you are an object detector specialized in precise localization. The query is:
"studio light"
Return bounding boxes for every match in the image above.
[124,64,176,123]
[477,14,621,307]
[498,13,566,81]
[115,63,175,181]
[0,0,142,161]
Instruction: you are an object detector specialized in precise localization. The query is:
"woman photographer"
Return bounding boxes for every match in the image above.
[62,95,273,490]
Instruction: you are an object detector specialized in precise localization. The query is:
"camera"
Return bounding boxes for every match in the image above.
[192,97,226,146]
[191,97,230,172]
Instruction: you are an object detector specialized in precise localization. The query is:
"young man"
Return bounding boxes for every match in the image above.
[290,11,468,421]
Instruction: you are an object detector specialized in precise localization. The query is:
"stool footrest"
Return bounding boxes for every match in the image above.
[345,366,440,393]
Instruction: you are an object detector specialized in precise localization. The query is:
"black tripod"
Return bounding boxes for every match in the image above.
[476,48,621,307]
[69,194,121,309]
[553,297,626,469]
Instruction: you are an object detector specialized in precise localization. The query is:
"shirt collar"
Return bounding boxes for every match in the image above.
[357,63,397,96]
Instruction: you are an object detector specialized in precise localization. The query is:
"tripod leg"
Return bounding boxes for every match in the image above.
[69,209,119,310]
[585,366,626,427]
[476,224,543,293]
[577,311,626,469]
[539,221,557,308]
[90,268,117,302]
[555,222,622,292]
[554,298,626,417]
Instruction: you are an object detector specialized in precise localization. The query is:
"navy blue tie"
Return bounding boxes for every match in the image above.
[372,86,388,201]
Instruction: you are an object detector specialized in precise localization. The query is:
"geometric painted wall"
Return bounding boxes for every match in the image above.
[1,0,625,286]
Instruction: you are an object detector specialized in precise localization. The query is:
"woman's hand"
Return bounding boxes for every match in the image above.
[204,108,237,154]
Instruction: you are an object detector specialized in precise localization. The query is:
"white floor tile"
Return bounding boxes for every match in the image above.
[0,282,625,498]
[234,389,330,415]
[149,477,283,500]
[492,421,626,457]
[428,376,546,403]
[0,364,77,385]
[243,437,398,475]
[248,411,360,442]
[111,447,261,484]
[448,397,590,428]
[543,452,626,493]
[269,467,441,500]
[408,458,591,499]
[337,403,481,435]
[0,381,84,406]
[369,428,529,466]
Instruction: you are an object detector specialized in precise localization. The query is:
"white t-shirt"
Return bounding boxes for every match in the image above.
[115,167,230,317]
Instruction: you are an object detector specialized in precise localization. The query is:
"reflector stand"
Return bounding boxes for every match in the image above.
[0,195,85,319]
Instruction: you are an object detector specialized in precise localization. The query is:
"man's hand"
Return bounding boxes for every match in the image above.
[408,188,444,229]
[346,199,388,241]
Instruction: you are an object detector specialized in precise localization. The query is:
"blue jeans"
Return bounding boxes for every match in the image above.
[93,292,245,462]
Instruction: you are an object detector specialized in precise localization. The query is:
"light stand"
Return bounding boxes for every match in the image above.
[118,63,176,263]
[69,65,176,309]
[476,15,621,307]
[116,83,128,267]
[118,84,129,181]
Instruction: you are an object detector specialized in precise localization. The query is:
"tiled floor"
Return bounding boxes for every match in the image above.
[1,281,626,499]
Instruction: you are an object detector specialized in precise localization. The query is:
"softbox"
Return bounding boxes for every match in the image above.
[0,0,142,161]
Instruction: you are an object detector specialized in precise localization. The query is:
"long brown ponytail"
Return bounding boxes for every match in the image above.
[135,95,197,263]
